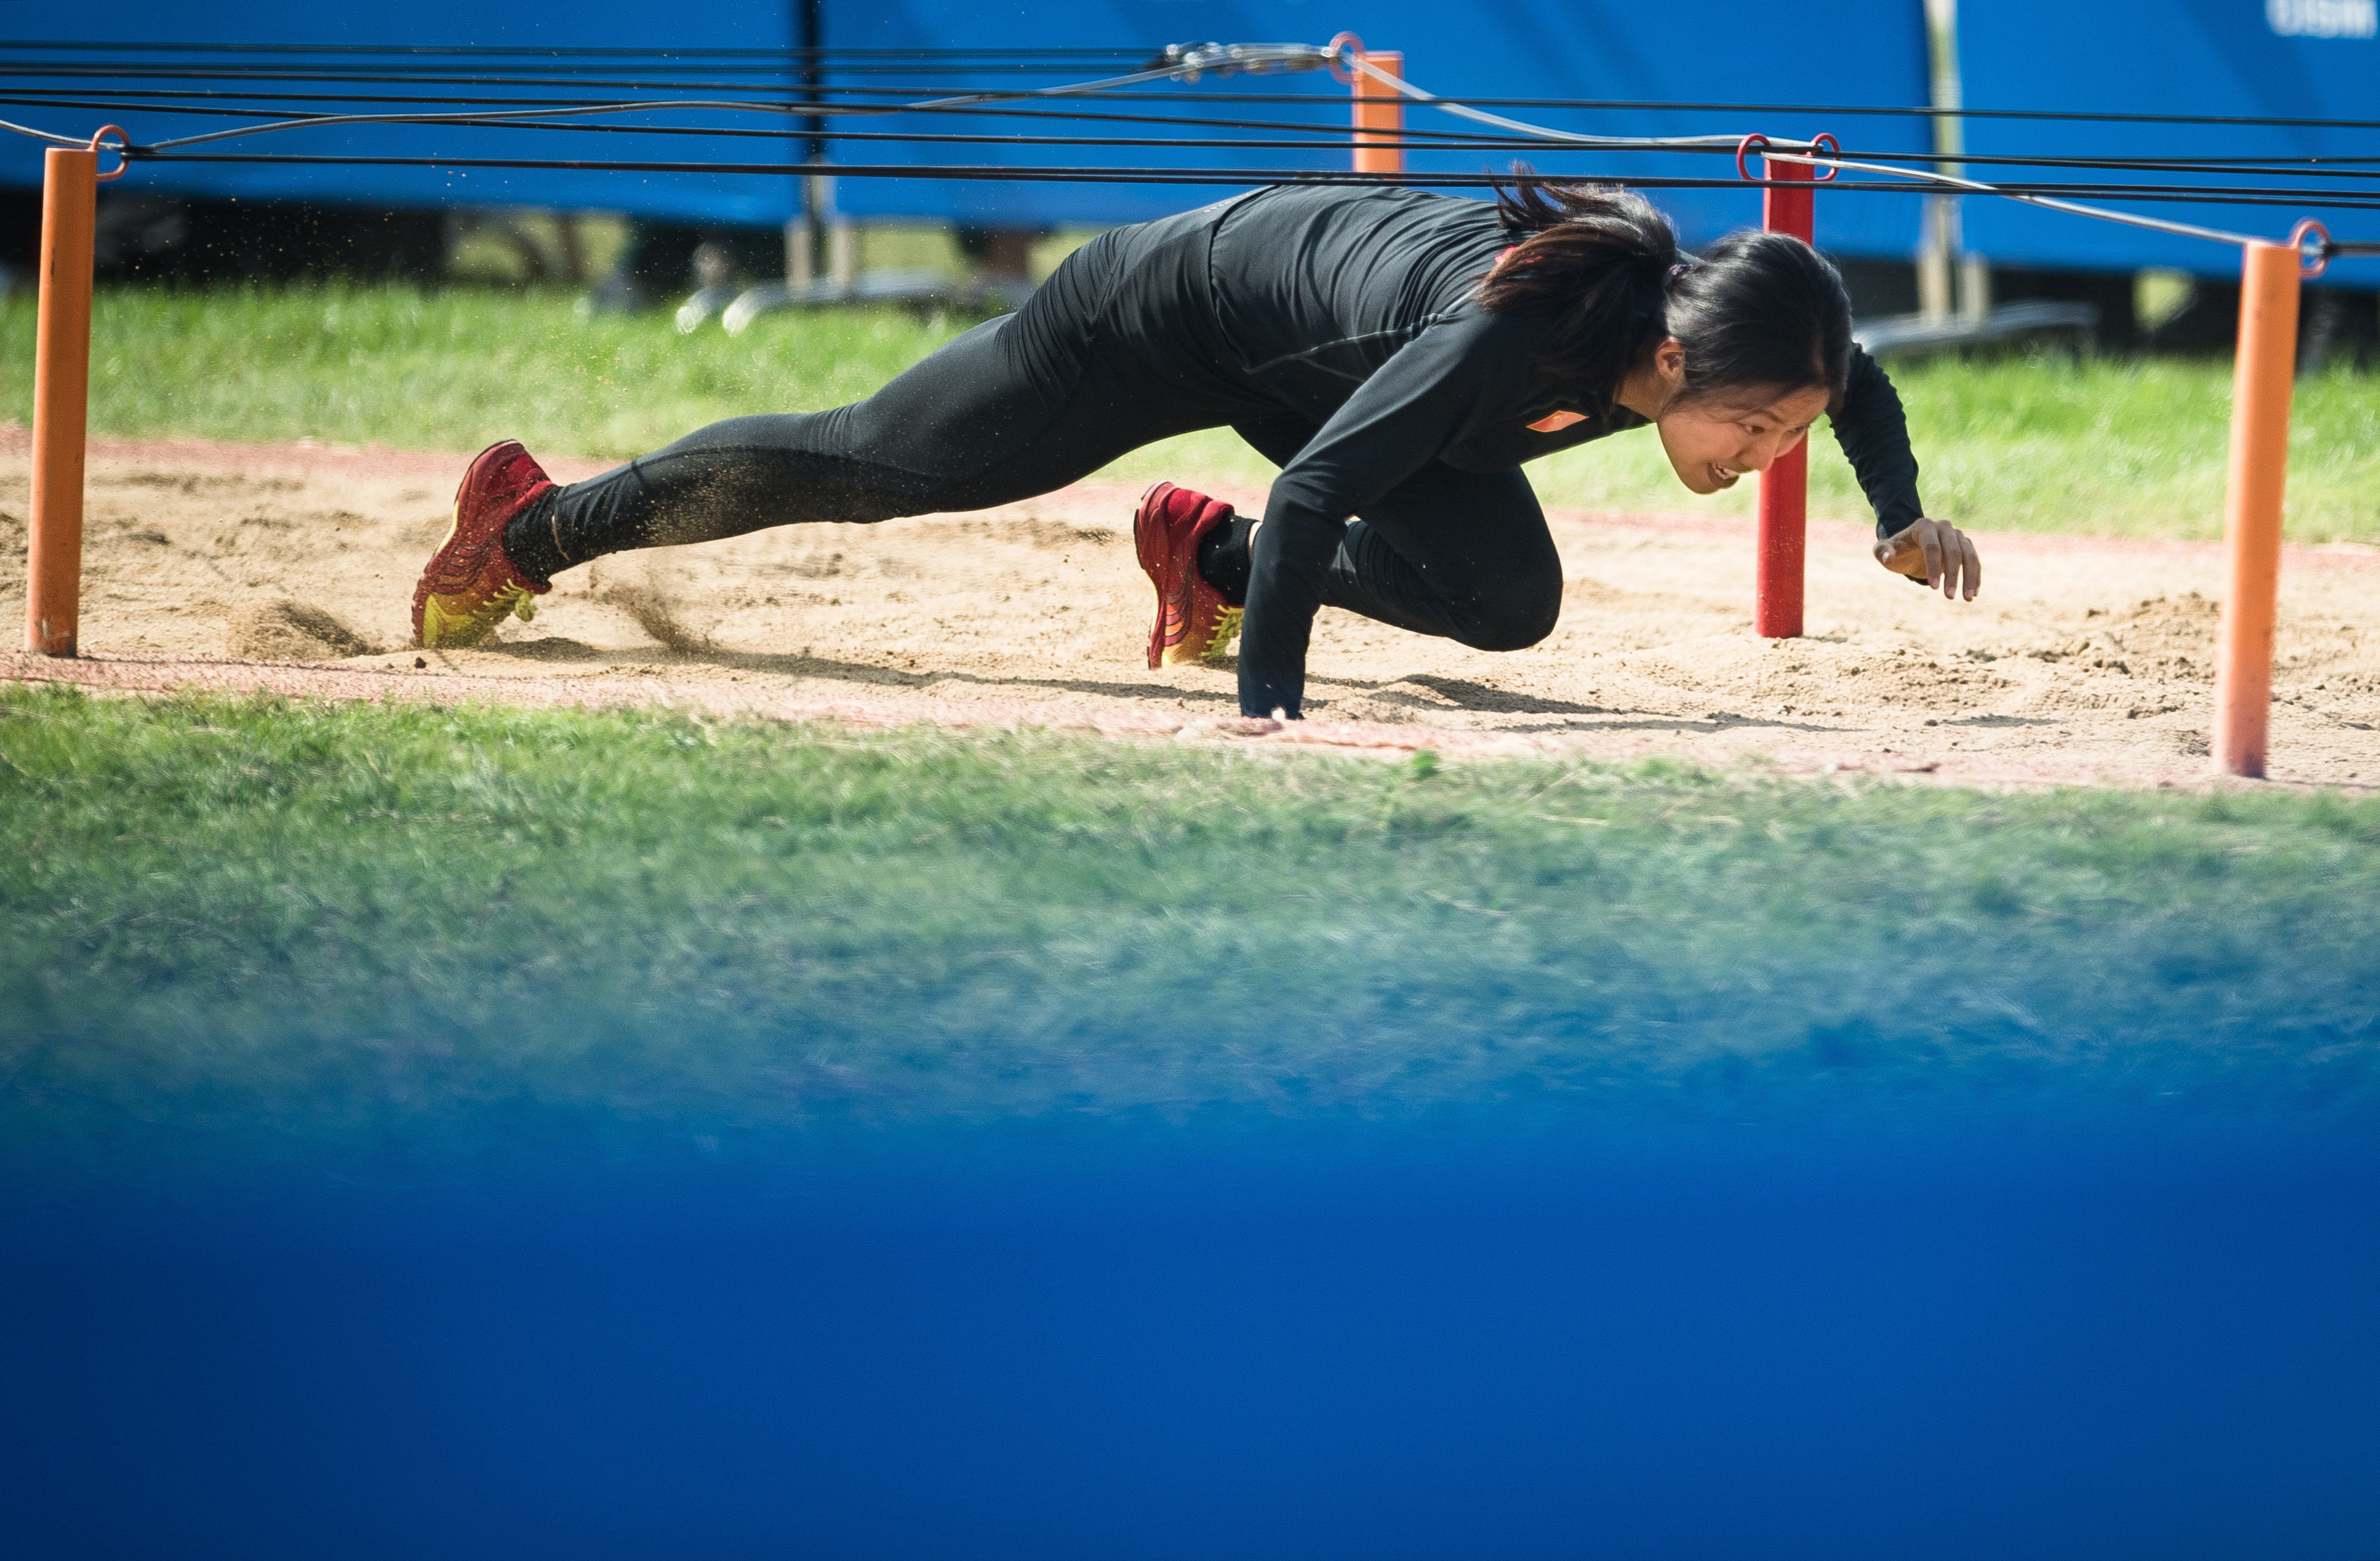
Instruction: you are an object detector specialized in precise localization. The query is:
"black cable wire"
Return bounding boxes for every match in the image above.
[83,52,1332,156]
[6,46,2380,132]
[49,129,2380,210]
[20,105,2380,204]
[13,68,2378,148]
[11,40,2376,249]
[0,65,1173,80]
[0,91,1367,137]
[25,90,2380,188]
[0,87,1362,120]
[3,40,1147,56]
[0,68,2338,156]
[7,82,2371,163]
[42,103,2380,184]
[120,152,2380,208]
[0,68,1245,89]
[0,58,1340,86]
[108,118,1568,155]
[4,45,2380,134]
[805,88,2380,134]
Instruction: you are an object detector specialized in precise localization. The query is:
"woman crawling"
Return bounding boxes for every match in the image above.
[411,179,1980,719]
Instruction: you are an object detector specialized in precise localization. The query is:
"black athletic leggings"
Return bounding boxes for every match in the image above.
[509,236,1562,714]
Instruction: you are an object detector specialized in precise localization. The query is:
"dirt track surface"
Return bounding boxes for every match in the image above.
[4,431,2378,790]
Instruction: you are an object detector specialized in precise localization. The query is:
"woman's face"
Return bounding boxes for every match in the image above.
[1655,384,1832,495]
[1620,336,1832,496]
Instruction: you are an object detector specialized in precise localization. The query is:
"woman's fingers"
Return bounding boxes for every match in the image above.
[1955,528,1982,600]
[1875,521,1979,599]
[1899,521,1945,588]
[1931,522,1978,600]
[1874,520,1982,599]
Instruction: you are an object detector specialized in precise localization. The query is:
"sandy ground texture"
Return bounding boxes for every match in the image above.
[4,431,2378,790]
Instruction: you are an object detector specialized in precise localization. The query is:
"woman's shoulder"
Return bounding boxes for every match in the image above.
[1215,183,1501,241]
[1216,186,1509,305]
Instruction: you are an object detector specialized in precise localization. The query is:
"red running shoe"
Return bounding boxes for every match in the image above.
[411,440,555,649]
[1135,481,1239,669]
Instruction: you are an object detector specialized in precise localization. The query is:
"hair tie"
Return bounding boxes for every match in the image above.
[1665,260,1698,286]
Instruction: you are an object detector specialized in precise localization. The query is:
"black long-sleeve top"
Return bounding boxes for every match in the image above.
[1114,184,1927,715]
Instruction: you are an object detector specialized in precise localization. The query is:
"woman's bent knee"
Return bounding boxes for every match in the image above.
[1459,587,1561,652]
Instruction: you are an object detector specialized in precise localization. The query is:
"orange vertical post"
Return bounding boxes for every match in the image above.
[26,143,99,657]
[1755,153,1817,638]
[2210,241,2302,779]
[1352,51,1404,177]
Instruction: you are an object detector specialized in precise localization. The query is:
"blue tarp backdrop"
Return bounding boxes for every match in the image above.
[1,2,1914,252]
[1,2,2374,277]
[819,0,1931,258]
[1958,0,2380,284]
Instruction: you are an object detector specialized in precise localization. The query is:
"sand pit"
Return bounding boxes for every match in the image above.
[4,430,2378,790]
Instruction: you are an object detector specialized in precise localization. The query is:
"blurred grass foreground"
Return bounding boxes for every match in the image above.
[4,282,2379,545]
[3,686,2376,1158]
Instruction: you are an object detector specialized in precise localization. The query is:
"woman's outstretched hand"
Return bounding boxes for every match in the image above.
[1875,517,1981,601]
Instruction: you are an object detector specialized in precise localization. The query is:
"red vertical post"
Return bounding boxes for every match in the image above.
[1352,51,1404,176]
[2210,240,2303,778]
[27,143,101,657]
[1756,154,1817,640]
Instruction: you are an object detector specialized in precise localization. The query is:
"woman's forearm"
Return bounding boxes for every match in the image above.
[1831,345,1927,536]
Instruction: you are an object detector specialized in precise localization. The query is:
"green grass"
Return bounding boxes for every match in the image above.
[11,284,982,460]
[5,283,2377,543]
[1877,355,2380,543]
[4,688,2376,1144]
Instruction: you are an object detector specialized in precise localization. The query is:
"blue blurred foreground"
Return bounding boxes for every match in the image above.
[6,700,2378,1554]
[6,1080,2376,1558]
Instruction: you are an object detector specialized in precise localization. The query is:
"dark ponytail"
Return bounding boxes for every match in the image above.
[1478,174,1853,412]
